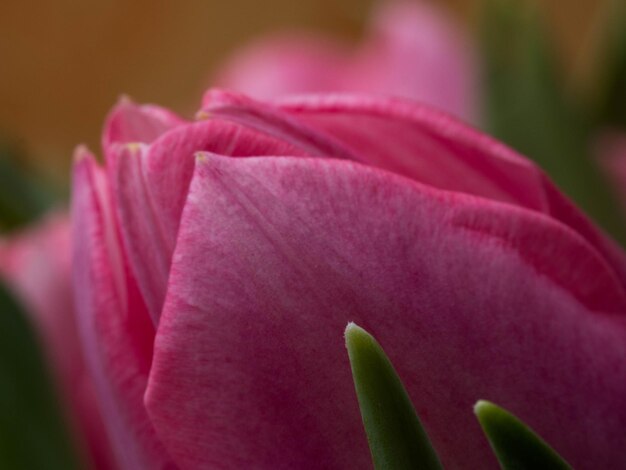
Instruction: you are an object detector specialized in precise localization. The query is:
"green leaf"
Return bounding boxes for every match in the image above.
[481,0,625,242]
[344,323,443,470]
[0,281,82,469]
[595,0,626,128]
[474,400,571,470]
[0,143,55,233]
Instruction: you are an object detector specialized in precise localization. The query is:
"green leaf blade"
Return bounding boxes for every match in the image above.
[474,400,571,470]
[345,323,442,470]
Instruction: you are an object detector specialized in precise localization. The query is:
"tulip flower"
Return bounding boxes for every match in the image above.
[0,215,114,469]
[72,89,626,469]
[214,1,477,122]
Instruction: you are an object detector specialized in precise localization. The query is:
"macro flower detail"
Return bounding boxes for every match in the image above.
[72,89,626,469]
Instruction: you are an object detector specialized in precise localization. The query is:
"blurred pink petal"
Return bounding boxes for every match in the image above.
[0,214,114,469]
[215,1,477,121]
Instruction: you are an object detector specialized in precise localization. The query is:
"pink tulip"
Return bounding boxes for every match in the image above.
[0,214,114,470]
[214,1,477,122]
[72,88,626,469]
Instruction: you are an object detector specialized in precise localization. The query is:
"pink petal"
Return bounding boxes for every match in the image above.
[359,1,478,121]
[146,154,626,469]
[215,1,477,120]
[71,148,175,469]
[109,118,318,323]
[201,89,356,159]
[276,94,626,288]
[214,34,351,100]
[102,97,184,153]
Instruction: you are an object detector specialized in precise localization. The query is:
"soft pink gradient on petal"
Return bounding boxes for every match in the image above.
[0,214,115,470]
[348,1,477,120]
[71,148,176,470]
[145,154,626,469]
[215,1,477,121]
[215,34,351,99]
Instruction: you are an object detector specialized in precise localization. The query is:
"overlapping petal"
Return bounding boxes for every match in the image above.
[204,91,626,287]
[71,149,175,469]
[145,153,626,469]
[107,117,319,322]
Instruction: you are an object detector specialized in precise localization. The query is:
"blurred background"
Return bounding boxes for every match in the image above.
[0,0,609,182]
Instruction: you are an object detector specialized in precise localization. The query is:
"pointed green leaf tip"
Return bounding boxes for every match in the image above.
[474,400,571,470]
[344,323,443,470]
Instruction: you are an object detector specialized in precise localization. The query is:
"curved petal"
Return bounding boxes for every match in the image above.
[275,94,626,289]
[71,148,175,470]
[146,154,626,469]
[102,97,185,153]
[201,89,356,160]
[109,118,315,323]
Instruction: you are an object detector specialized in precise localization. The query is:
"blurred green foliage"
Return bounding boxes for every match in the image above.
[0,142,57,233]
[481,0,626,243]
[0,281,81,469]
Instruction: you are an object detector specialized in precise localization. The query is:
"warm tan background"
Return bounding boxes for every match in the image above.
[0,0,605,180]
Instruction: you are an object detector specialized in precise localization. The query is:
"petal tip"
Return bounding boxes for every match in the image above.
[194,152,210,165]
[72,145,96,167]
